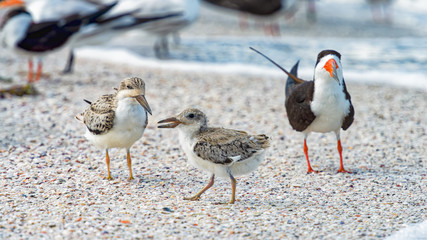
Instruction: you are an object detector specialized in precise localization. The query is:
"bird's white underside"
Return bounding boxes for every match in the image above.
[85,98,147,150]
[0,14,30,53]
[305,55,350,134]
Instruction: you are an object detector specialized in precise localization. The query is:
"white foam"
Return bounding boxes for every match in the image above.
[386,220,427,240]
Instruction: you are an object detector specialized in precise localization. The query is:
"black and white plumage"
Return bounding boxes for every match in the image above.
[204,0,283,15]
[158,108,270,204]
[0,0,118,82]
[251,47,354,173]
[76,77,152,180]
[22,0,183,73]
[136,0,200,58]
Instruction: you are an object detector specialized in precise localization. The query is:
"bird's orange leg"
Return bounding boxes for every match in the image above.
[184,174,215,201]
[126,150,134,180]
[229,173,237,204]
[28,59,34,83]
[337,140,352,173]
[304,139,319,173]
[105,149,113,180]
[35,61,42,82]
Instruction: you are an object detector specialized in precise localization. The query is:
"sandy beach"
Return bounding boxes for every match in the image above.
[1,1,426,239]
[1,48,426,238]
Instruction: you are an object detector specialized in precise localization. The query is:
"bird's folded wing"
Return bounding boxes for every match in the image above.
[82,94,116,135]
[18,20,74,52]
[341,80,354,130]
[193,128,269,165]
[285,81,316,132]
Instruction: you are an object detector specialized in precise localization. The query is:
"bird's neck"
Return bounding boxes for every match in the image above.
[178,124,206,140]
[313,76,343,99]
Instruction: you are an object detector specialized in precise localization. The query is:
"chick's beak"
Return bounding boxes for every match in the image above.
[158,117,181,128]
[324,59,340,83]
[135,95,152,115]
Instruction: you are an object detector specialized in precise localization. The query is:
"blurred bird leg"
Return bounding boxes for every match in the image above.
[28,59,33,83]
[35,61,42,82]
[184,174,215,201]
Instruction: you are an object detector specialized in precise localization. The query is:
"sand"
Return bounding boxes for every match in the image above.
[1,48,426,239]
[0,3,426,239]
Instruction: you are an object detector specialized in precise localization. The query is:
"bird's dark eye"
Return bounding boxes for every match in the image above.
[127,85,133,89]
[187,113,195,119]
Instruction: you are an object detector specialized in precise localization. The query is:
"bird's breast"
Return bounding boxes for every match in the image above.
[309,83,350,133]
[114,98,147,132]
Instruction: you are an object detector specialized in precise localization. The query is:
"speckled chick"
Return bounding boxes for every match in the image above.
[158,108,270,204]
[76,77,152,180]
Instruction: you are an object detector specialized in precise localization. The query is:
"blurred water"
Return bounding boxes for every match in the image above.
[79,35,427,91]
[169,37,427,75]
[78,0,427,90]
[98,35,427,77]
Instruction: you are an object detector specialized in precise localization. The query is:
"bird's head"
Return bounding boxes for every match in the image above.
[314,50,343,85]
[158,108,208,133]
[0,0,26,28]
[117,77,152,115]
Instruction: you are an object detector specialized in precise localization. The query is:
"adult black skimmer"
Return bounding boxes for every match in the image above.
[62,12,184,73]
[22,0,183,73]
[0,0,119,83]
[22,0,184,72]
[251,47,355,173]
[204,0,311,36]
[76,77,152,180]
[158,108,270,204]
[131,0,200,58]
[204,0,283,15]
[367,0,393,23]
[24,0,109,74]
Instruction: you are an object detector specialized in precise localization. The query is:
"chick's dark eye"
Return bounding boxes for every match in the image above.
[187,113,195,119]
[127,85,133,89]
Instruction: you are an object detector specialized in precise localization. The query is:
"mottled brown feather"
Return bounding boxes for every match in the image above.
[82,94,117,135]
[193,128,270,165]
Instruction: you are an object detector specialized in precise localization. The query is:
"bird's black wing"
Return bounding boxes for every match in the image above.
[341,79,354,130]
[285,81,316,132]
[203,0,282,15]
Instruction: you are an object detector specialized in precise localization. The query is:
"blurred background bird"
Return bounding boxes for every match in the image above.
[204,0,313,36]
[1,0,422,98]
[0,0,183,83]
[111,0,200,59]
[0,0,118,84]
[366,0,393,23]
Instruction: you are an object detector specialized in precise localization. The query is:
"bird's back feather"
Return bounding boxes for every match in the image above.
[285,60,301,99]
[193,128,270,165]
[78,94,117,135]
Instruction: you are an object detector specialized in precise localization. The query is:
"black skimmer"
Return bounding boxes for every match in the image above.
[62,11,185,73]
[75,77,152,180]
[0,0,118,83]
[367,0,393,23]
[22,0,183,73]
[251,47,354,173]
[132,0,200,58]
[158,108,270,204]
[204,0,283,15]
[203,0,309,36]
[24,0,109,74]
[24,0,185,72]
